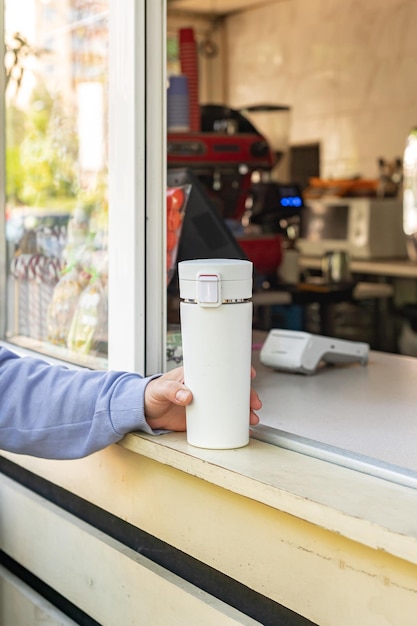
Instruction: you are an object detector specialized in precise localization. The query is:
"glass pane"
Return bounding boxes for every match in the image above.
[5,0,108,368]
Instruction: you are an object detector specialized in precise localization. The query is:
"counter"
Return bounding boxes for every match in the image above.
[2,348,417,624]
[252,347,417,482]
[300,255,417,279]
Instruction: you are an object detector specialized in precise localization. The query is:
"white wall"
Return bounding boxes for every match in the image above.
[225,0,417,180]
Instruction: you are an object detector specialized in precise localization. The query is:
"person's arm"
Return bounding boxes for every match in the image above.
[0,346,159,460]
[0,346,260,460]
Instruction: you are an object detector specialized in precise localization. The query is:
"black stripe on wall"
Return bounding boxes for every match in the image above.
[0,550,100,626]
[0,457,318,626]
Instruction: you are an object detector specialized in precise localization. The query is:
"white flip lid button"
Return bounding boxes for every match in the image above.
[197,274,221,307]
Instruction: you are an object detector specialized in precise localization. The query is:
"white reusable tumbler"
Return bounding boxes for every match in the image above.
[178,258,253,449]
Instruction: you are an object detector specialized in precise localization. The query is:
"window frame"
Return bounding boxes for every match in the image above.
[0,0,167,375]
[0,0,6,341]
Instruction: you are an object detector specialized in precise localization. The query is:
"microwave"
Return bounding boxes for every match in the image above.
[298,197,407,259]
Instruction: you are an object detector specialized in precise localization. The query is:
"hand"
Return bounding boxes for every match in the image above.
[144,366,262,432]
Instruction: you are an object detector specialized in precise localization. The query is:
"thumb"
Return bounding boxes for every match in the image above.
[153,379,192,406]
[174,384,193,404]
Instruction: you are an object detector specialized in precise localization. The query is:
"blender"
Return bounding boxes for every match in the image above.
[238,105,303,247]
[239,104,292,182]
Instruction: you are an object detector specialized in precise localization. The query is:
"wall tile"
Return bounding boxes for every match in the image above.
[226,0,417,179]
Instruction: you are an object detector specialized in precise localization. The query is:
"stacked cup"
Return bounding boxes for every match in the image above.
[167,74,190,132]
[179,28,200,132]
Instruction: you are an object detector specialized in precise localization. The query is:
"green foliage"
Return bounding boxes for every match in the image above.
[6,84,80,209]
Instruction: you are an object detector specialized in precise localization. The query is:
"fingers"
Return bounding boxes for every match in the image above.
[249,384,262,426]
[250,387,262,411]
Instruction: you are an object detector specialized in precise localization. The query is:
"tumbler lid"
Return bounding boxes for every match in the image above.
[178,259,253,305]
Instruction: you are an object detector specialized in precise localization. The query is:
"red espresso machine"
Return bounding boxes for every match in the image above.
[167,104,290,280]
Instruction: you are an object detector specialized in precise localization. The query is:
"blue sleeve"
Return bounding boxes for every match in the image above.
[0,346,157,460]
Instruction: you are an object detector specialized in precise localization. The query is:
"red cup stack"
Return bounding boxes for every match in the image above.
[179,28,200,132]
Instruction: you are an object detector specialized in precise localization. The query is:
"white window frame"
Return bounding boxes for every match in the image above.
[0,0,6,340]
[108,0,147,373]
[144,1,167,376]
[103,0,167,375]
[0,0,167,375]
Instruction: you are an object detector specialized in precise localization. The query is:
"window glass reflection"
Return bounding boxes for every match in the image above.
[5,0,108,367]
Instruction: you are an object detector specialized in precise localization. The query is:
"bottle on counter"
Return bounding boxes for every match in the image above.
[178,258,253,449]
[279,224,300,284]
[403,127,417,261]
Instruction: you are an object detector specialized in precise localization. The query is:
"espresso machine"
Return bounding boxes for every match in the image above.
[167,104,275,221]
[167,104,303,280]
[167,104,302,222]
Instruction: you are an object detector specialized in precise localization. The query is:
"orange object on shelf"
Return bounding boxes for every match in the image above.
[304,177,378,199]
[166,185,190,285]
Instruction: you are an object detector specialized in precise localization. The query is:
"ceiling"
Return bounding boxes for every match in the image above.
[167,0,275,17]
